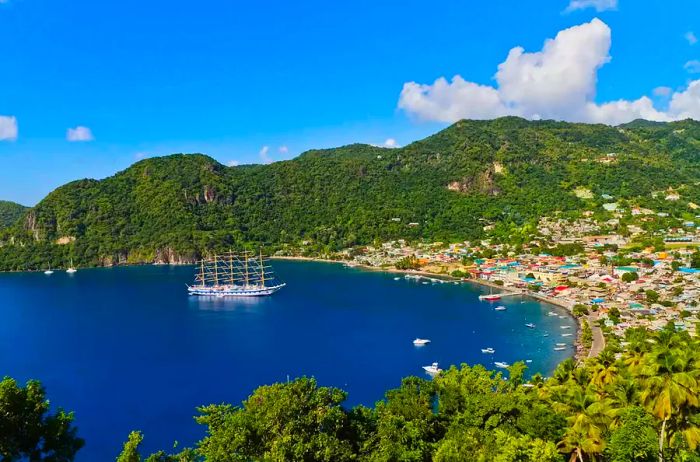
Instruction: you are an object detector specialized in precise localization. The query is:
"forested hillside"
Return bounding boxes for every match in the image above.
[1,116,700,270]
[0,200,26,229]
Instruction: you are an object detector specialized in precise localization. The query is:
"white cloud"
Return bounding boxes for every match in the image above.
[383,138,399,148]
[565,0,617,12]
[399,19,700,125]
[685,60,700,74]
[668,80,700,119]
[686,31,698,45]
[259,145,272,164]
[0,115,17,141]
[227,160,240,167]
[653,86,672,97]
[278,145,289,154]
[66,126,94,142]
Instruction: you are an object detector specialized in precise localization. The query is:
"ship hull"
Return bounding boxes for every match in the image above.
[188,283,286,297]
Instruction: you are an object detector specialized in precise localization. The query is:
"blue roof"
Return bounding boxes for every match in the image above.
[591,298,606,304]
[679,267,700,274]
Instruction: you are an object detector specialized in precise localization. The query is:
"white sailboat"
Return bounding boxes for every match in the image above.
[187,249,285,297]
[66,259,77,274]
[44,265,53,275]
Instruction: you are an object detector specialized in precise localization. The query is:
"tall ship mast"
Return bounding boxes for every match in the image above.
[187,249,285,297]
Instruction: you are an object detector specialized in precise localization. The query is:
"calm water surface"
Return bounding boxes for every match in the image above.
[0,261,575,460]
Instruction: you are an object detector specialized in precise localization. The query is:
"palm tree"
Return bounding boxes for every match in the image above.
[559,415,605,462]
[639,344,700,461]
[590,350,619,391]
[556,386,617,461]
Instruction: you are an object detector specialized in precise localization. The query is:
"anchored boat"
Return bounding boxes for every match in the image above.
[187,250,285,297]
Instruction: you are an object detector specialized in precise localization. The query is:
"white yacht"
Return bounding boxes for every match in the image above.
[494,305,507,311]
[422,362,442,375]
[525,323,536,329]
[413,338,431,346]
[494,361,509,369]
[481,347,495,354]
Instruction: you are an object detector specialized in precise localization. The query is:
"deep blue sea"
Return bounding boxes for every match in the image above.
[0,261,576,460]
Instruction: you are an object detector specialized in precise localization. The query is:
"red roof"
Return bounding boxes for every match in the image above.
[554,286,570,292]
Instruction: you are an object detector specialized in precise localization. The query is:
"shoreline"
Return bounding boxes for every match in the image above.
[273,256,593,362]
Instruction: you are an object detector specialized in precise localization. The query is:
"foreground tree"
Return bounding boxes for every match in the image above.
[196,377,355,462]
[116,431,197,462]
[0,377,84,461]
[637,331,700,461]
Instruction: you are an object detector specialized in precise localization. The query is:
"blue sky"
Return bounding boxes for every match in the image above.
[1,0,699,205]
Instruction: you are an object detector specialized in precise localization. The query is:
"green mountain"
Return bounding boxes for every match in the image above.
[0,200,27,229]
[2,116,700,270]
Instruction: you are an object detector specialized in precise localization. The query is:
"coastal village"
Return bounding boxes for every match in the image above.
[283,197,700,359]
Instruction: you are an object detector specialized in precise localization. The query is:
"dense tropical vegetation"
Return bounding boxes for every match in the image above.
[0,200,26,229]
[2,117,700,271]
[3,324,699,461]
[0,377,83,461]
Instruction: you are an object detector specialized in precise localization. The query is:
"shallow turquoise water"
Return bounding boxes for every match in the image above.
[0,261,575,460]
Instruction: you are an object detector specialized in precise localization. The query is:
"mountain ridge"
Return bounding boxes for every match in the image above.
[1,117,700,270]
[0,200,28,229]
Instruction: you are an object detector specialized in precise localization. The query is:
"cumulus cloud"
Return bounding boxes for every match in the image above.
[565,0,617,12]
[399,19,700,125]
[259,145,272,164]
[685,60,700,74]
[0,115,17,141]
[653,86,672,97]
[66,126,94,142]
[278,145,289,154]
[383,138,399,148]
[227,160,240,167]
[686,31,698,45]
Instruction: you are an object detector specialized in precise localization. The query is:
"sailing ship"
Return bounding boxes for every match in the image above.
[187,250,285,297]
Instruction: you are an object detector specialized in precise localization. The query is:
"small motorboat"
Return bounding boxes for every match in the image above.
[562,333,573,337]
[543,333,550,337]
[494,361,510,369]
[393,277,401,281]
[556,343,566,346]
[554,346,567,351]
[547,311,558,316]
[525,323,536,329]
[479,294,502,301]
[561,325,571,329]
[481,347,495,354]
[422,362,442,375]
[413,338,431,346]
[494,305,507,311]
[525,359,533,363]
